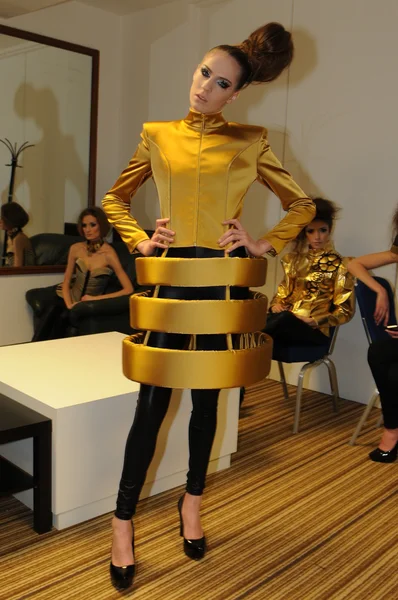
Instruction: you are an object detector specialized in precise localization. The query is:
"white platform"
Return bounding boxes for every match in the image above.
[0,332,240,529]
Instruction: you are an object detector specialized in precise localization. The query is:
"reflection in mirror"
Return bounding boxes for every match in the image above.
[0,25,98,273]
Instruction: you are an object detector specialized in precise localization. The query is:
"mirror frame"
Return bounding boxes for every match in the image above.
[0,24,99,276]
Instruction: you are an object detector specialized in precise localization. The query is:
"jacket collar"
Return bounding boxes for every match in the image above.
[184,108,227,131]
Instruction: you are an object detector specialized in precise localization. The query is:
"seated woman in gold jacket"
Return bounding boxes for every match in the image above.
[103,22,317,590]
[265,198,355,346]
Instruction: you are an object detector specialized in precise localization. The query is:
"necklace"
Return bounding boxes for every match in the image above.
[86,238,104,256]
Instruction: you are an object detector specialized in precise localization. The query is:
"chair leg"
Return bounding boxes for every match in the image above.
[293,363,313,434]
[278,362,289,400]
[324,357,339,413]
[349,391,379,446]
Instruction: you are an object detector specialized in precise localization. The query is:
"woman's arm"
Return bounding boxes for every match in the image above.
[81,249,134,301]
[256,130,316,255]
[348,249,398,325]
[102,127,153,253]
[62,245,78,309]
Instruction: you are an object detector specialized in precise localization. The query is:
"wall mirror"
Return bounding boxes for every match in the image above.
[0,24,99,275]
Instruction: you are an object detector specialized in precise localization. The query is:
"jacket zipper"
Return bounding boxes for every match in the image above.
[193,114,205,246]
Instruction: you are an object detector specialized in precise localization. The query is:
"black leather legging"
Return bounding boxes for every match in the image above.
[368,337,398,429]
[115,246,248,520]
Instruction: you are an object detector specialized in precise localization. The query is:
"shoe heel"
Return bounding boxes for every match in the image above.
[110,521,136,590]
[177,494,206,560]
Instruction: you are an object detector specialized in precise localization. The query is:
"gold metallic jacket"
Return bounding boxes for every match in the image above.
[102,109,316,388]
[102,109,315,254]
[270,243,355,336]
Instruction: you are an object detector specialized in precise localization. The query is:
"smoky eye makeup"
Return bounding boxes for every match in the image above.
[82,222,97,228]
[201,64,232,89]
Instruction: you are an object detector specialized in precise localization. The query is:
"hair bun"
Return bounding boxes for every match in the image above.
[238,22,294,84]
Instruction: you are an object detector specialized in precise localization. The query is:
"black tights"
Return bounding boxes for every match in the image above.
[115,246,248,520]
[367,338,398,429]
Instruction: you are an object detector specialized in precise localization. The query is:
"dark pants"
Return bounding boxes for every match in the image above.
[265,311,329,346]
[115,246,248,520]
[32,294,69,342]
[367,338,398,429]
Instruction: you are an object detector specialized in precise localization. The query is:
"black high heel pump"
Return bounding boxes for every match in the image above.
[110,525,135,590]
[177,495,206,560]
[369,441,398,463]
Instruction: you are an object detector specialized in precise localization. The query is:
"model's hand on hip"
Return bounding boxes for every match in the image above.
[218,219,273,257]
[137,218,175,256]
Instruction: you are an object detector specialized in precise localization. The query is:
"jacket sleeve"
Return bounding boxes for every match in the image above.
[102,127,152,253]
[312,259,356,328]
[257,130,316,255]
[269,254,295,308]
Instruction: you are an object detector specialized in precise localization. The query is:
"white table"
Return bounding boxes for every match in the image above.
[0,332,240,529]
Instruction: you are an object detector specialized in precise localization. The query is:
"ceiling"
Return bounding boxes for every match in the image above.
[0,0,68,18]
[78,0,178,14]
[0,0,180,18]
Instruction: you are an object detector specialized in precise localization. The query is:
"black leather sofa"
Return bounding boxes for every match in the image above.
[26,232,153,338]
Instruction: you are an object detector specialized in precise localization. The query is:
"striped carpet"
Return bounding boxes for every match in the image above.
[1,380,398,600]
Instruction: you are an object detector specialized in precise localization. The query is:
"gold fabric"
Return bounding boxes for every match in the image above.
[102,109,315,254]
[102,108,316,388]
[130,290,268,334]
[135,256,267,287]
[391,234,398,255]
[270,242,355,336]
[122,332,273,389]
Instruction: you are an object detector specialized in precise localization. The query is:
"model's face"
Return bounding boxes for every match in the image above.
[305,220,330,250]
[189,50,241,114]
[82,215,100,241]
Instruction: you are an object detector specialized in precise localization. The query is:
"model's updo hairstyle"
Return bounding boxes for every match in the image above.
[212,22,294,90]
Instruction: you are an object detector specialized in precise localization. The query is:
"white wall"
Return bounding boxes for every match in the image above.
[0,42,91,235]
[0,0,124,346]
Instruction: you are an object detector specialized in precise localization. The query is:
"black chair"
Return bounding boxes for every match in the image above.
[274,327,340,434]
[349,277,397,445]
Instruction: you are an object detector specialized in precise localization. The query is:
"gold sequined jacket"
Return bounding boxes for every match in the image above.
[102,109,315,254]
[270,242,355,336]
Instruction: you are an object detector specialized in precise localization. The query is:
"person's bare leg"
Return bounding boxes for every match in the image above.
[111,517,134,566]
[181,493,203,539]
[378,427,398,451]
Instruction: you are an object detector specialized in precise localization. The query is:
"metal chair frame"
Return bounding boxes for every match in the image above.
[278,327,340,434]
